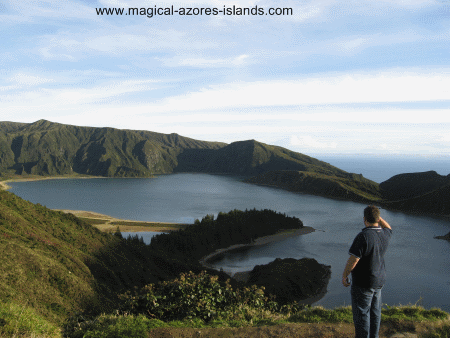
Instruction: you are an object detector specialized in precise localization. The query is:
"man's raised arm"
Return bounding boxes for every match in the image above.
[378,217,392,230]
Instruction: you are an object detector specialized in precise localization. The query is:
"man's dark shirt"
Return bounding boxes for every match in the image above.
[349,226,392,288]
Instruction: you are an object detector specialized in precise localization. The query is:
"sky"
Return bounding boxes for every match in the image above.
[1,0,450,156]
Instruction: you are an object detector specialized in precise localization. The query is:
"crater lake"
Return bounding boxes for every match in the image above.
[8,172,450,312]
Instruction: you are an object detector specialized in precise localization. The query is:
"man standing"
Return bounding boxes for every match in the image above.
[342,205,392,338]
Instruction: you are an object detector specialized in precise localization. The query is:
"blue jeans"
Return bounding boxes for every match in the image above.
[351,285,383,338]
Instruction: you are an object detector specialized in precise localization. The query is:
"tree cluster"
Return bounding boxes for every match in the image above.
[149,209,303,261]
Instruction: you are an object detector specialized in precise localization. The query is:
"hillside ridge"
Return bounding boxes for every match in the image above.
[2,120,449,218]
[0,120,352,179]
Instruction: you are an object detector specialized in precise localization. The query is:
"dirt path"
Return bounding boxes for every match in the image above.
[146,322,419,338]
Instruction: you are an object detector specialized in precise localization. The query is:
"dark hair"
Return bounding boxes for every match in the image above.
[364,205,380,224]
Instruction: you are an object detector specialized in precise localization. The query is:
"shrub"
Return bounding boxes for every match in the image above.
[118,271,278,322]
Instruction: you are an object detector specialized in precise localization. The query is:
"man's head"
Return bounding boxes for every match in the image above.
[364,205,380,224]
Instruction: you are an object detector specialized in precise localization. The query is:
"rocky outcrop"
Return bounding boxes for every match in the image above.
[246,258,331,305]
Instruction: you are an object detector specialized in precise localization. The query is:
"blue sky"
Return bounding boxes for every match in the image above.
[1,0,449,156]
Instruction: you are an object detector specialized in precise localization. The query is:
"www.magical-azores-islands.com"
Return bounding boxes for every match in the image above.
[96,5,293,18]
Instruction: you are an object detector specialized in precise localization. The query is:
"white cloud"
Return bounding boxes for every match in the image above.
[5,0,96,20]
[139,69,450,114]
[2,68,450,125]
[162,54,250,67]
[290,135,338,149]
[39,47,78,61]
[38,29,220,59]
[1,79,159,108]
[369,0,435,7]
[10,73,54,86]
[439,134,450,142]
[335,38,368,53]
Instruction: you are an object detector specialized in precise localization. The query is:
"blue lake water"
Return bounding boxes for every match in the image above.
[8,159,450,312]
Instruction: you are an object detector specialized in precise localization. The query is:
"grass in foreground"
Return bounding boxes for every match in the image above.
[0,301,60,338]
[63,305,449,338]
[61,271,450,338]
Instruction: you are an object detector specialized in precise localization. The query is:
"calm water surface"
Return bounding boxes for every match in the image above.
[9,174,450,311]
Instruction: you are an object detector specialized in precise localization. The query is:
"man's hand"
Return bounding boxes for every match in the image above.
[342,276,351,287]
[342,255,359,287]
[378,217,392,230]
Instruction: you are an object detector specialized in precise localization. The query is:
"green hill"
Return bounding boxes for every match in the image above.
[378,171,450,216]
[380,171,450,201]
[0,120,225,177]
[246,170,381,203]
[0,189,204,330]
[247,169,450,217]
[382,181,450,215]
[0,189,109,324]
[0,120,357,179]
[179,139,352,176]
[3,120,449,217]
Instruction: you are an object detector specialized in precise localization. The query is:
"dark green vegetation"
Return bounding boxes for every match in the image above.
[1,190,449,337]
[247,258,331,305]
[0,190,324,336]
[381,171,450,216]
[150,209,303,262]
[0,119,224,177]
[380,171,450,240]
[248,170,450,217]
[0,119,346,178]
[65,271,449,338]
[246,170,381,203]
[0,189,206,336]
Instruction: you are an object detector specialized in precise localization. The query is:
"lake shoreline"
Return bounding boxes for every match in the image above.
[199,226,315,282]
[4,175,450,222]
[0,175,100,191]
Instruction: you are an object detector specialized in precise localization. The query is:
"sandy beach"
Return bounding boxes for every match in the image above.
[1,176,187,232]
[57,209,188,232]
[199,226,315,282]
[0,181,12,190]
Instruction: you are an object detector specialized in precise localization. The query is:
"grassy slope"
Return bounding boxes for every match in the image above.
[0,189,112,324]
[0,190,204,328]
